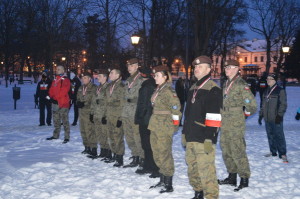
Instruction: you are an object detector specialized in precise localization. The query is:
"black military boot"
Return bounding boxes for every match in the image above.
[101,149,112,161]
[160,176,173,193]
[150,173,165,189]
[87,148,98,159]
[81,146,89,154]
[218,173,237,186]
[105,153,116,163]
[113,155,123,167]
[98,148,106,158]
[123,156,139,168]
[86,147,92,155]
[234,178,249,192]
[135,158,150,174]
[191,191,204,199]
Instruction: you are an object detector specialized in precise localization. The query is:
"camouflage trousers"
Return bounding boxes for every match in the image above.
[94,117,110,150]
[79,109,96,148]
[123,117,144,158]
[107,117,124,155]
[186,142,219,199]
[220,133,251,178]
[150,129,174,176]
[52,105,70,139]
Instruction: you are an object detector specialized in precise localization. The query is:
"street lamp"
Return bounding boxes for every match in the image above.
[282,46,290,54]
[131,34,140,58]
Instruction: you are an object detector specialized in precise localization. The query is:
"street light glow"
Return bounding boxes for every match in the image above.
[282,46,290,53]
[62,57,66,61]
[131,34,140,45]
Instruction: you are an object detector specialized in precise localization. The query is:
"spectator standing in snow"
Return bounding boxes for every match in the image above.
[295,107,300,120]
[69,70,81,126]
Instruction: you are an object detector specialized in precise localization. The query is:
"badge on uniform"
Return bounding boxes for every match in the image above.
[245,99,250,103]
[172,105,178,110]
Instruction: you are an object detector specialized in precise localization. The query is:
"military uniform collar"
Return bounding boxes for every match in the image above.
[128,71,139,82]
[196,74,211,86]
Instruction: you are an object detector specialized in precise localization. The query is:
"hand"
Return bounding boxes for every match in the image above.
[76,101,84,108]
[89,114,94,123]
[204,139,213,154]
[295,113,300,120]
[275,115,283,124]
[101,117,107,125]
[181,134,186,148]
[116,120,122,128]
[258,115,263,125]
[50,98,58,104]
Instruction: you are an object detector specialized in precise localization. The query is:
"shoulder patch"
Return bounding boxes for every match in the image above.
[244,86,250,90]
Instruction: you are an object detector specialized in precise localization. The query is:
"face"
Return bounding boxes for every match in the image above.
[127,63,139,75]
[267,76,276,87]
[97,74,107,84]
[56,67,64,75]
[81,76,91,85]
[194,63,211,80]
[225,65,239,79]
[109,69,120,82]
[154,72,167,85]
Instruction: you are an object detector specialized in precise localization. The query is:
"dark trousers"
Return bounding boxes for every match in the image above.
[139,124,158,172]
[39,100,52,125]
[265,121,287,157]
[70,100,79,124]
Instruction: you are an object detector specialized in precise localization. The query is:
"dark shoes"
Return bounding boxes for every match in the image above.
[71,122,77,126]
[234,178,249,192]
[47,123,52,126]
[159,176,173,193]
[150,174,165,189]
[191,191,204,199]
[149,171,160,178]
[39,124,45,126]
[218,173,237,186]
[123,156,139,168]
[46,136,58,140]
[62,139,69,144]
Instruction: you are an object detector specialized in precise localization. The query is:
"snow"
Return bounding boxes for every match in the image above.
[1,80,300,199]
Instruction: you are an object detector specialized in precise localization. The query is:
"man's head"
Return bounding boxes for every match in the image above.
[224,59,239,79]
[81,72,92,85]
[267,73,277,87]
[96,69,108,84]
[56,65,65,75]
[109,66,121,82]
[192,56,212,80]
[127,58,139,75]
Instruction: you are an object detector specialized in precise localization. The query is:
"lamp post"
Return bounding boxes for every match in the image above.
[131,34,140,58]
[281,46,290,89]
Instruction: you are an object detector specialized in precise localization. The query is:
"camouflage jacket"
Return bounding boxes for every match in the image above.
[105,78,125,119]
[148,82,182,132]
[91,82,109,119]
[77,82,97,113]
[121,71,143,118]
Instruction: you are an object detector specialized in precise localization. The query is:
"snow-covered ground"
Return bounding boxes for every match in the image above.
[0,80,299,199]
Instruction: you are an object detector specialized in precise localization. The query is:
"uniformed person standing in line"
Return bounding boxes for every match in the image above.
[76,72,97,156]
[218,60,257,192]
[90,69,110,159]
[103,66,125,167]
[148,65,181,193]
[182,56,222,199]
[122,58,144,168]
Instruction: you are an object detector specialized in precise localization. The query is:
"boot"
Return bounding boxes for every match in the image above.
[123,156,139,168]
[105,153,116,163]
[234,178,249,192]
[218,173,237,186]
[101,149,112,161]
[191,191,204,199]
[86,147,92,155]
[150,173,165,189]
[113,155,123,167]
[160,176,173,193]
[149,170,160,178]
[87,148,98,159]
[81,146,89,154]
[135,158,150,174]
[98,148,106,158]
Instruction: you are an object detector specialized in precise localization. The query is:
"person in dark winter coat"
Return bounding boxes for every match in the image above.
[257,72,267,108]
[258,73,288,163]
[134,67,159,177]
[35,72,52,126]
[295,107,300,120]
[69,71,81,126]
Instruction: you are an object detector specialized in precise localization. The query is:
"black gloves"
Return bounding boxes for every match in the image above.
[77,101,84,108]
[116,120,122,128]
[275,115,283,124]
[50,98,58,104]
[101,117,107,125]
[258,115,263,125]
[89,114,94,123]
[295,113,300,120]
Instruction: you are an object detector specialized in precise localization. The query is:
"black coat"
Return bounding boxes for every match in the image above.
[36,78,52,101]
[70,76,81,100]
[134,78,156,126]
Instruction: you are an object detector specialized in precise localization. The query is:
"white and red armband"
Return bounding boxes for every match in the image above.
[244,109,251,117]
[205,113,222,127]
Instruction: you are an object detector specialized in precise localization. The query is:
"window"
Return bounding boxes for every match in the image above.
[244,57,248,62]
[261,56,264,62]
[254,57,258,62]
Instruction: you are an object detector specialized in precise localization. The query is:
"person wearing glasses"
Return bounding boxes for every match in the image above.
[218,60,257,192]
[258,73,288,163]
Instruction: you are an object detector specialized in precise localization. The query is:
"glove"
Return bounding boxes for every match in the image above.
[258,115,263,125]
[295,113,300,120]
[101,117,107,125]
[50,98,58,104]
[89,114,94,123]
[181,134,186,148]
[77,101,84,108]
[204,139,213,154]
[275,115,283,124]
[116,120,122,128]
[96,99,100,104]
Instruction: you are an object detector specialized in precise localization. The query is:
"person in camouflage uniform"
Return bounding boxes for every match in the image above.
[90,69,109,159]
[76,72,97,156]
[103,66,125,167]
[148,65,181,193]
[183,56,222,199]
[218,59,257,192]
[122,58,144,168]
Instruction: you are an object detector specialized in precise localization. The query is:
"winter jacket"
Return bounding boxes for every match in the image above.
[36,78,52,101]
[134,78,156,126]
[260,84,287,122]
[49,75,71,108]
[70,76,81,101]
